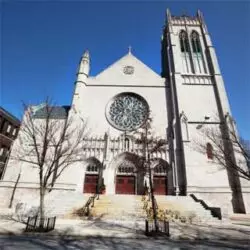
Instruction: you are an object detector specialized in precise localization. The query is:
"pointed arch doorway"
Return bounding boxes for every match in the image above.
[116,163,136,195]
[152,158,172,195]
[111,152,144,195]
[83,157,103,194]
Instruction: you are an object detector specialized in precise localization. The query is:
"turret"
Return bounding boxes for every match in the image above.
[76,50,90,84]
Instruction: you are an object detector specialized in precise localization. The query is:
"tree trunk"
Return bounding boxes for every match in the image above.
[48,164,58,192]
[148,165,158,232]
[9,173,21,208]
[39,186,45,228]
[144,125,158,232]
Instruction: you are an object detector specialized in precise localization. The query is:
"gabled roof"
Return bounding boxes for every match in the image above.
[32,105,70,119]
[0,106,21,125]
[88,52,165,87]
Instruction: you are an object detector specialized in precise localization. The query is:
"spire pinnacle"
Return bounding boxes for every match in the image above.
[82,50,89,60]
[77,49,90,78]
[128,45,132,54]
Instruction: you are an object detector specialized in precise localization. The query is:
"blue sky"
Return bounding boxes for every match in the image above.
[1,1,249,139]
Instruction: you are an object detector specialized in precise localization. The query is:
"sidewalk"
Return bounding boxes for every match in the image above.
[0,218,146,238]
[0,217,249,242]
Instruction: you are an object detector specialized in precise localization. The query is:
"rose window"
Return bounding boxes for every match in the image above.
[105,92,149,131]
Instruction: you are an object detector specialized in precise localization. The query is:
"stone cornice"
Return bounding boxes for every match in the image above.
[0,181,77,190]
[187,121,221,125]
[84,84,166,88]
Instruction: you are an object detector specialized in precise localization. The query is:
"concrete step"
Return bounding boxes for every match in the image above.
[84,194,219,223]
[153,195,220,223]
[6,192,220,223]
[89,195,144,220]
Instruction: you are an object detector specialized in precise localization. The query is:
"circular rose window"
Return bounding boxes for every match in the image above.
[105,92,149,131]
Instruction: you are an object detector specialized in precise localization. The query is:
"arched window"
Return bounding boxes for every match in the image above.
[179,30,193,73]
[154,164,167,176]
[118,163,134,174]
[86,164,98,173]
[206,143,213,160]
[191,31,206,74]
[180,112,189,141]
[125,138,130,151]
[118,166,134,174]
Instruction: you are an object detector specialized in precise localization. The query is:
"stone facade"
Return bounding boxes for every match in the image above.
[1,9,249,216]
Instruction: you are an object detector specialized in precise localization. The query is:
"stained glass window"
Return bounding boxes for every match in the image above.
[106,92,149,131]
[179,30,193,73]
[191,31,207,74]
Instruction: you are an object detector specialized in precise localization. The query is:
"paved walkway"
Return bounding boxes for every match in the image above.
[0,218,249,249]
[0,235,250,250]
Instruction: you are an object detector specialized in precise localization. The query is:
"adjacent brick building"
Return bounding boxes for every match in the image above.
[0,107,20,179]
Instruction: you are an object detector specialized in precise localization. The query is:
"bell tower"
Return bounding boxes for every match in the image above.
[161,9,246,213]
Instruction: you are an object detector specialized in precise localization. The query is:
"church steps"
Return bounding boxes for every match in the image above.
[154,195,220,223]
[89,195,145,220]
[0,191,220,223]
[82,194,219,223]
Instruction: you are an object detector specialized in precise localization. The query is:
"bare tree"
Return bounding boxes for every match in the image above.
[241,138,250,170]
[11,99,89,227]
[194,123,250,181]
[134,117,167,232]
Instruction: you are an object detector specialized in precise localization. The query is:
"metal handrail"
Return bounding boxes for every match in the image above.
[82,185,102,216]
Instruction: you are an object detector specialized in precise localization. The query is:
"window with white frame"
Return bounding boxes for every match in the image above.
[0,147,8,159]
[191,31,207,74]
[179,30,193,73]
[12,128,17,136]
[0,147,4,156]
[6,124,11,133]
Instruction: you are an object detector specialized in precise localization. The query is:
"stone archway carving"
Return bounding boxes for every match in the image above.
[83,157,103,194]
[150,158,173,195]
[85,157,102,173]
[109,152,145,195]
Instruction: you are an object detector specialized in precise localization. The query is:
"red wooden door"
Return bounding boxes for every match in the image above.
[116,175,135,194]
[153,176,167,195]
[84,174,98,193]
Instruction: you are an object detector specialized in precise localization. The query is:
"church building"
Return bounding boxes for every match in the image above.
[1,9,249,217]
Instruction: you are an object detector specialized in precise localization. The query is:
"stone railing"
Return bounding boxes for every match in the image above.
[82,135,168,160]
[171,16,200,26]
[182,74,212,85]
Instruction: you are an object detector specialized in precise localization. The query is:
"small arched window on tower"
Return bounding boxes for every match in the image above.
[179,30,193,73]
[206,143,214,160]
[191,31,207,74]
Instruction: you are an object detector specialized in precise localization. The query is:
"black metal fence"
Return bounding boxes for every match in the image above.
[25,216,56,232]
[145,220,170,236]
